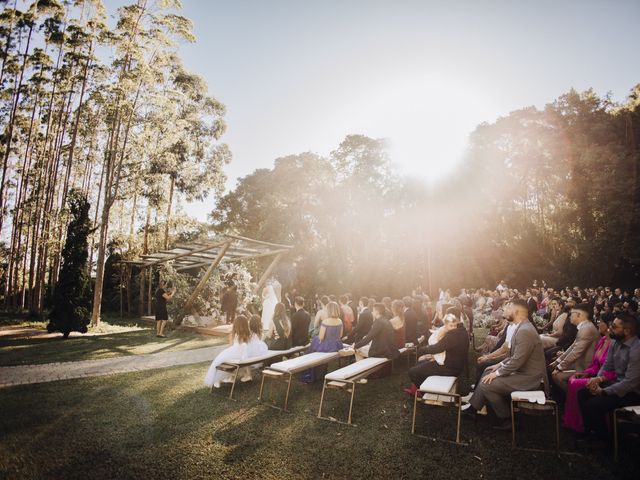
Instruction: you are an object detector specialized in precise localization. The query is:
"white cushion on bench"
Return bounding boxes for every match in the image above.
[511,390,546,405]
[419,375,457,394]
[270,352,338,373]
[325,357,388,381]
[621,405,640,415]
[224,345,306,365]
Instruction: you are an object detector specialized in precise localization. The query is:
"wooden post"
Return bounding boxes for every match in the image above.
[147,267,152,316]
[177,240,232,325]
[255,252,286,294]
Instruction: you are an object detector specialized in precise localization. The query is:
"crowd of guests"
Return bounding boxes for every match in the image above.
[461,282,640,449]
[204,280,640,451]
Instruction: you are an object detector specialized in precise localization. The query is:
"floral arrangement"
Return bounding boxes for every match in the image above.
[160,261,258,321]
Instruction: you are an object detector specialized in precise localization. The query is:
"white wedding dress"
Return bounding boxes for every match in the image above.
[261,285,278,332]
[203,333,268,387]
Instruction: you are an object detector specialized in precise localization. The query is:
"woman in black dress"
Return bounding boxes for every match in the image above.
[155,279,175,337]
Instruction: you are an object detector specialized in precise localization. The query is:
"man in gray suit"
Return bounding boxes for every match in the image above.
[463,299,547,430]
[550,303,600,391]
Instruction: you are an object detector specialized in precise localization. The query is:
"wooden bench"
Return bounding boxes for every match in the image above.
[214,345,307,400]
[317,357,391,426]
[259,352,350,411]
[411,375,464,445]
[614,405,640,462]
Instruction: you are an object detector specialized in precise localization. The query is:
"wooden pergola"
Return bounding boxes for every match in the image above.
[123,234,292,325]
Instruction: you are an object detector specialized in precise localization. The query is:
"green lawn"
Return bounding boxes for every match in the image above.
[0,359,637,480]
[0,317,226,366]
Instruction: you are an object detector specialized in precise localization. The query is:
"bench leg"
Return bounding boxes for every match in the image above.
[346,382,357,425]
[554,402,560,455]
[411,391,419,434]
[455,397,462,444]
[228,366,240,400]
[317,378,328,419]
[511,400,516,448]
[259,372,267,402]
[283,373,293,411]
[614,409,619,463]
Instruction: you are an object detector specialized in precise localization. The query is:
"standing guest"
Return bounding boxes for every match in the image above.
[290,296,311,347]
[220,284,238,324]
[339,295,355,334]
[310,295,329,338]
[577,313,640,447]
[382,297,394,320]
[550,303,600,392]
[204,315,253,388]
[404,308,469,396]
[302,302,344,383]
[266,303,292,350]
[353,303,399,361]
[154,279,175,338]
[403,296,419,344]
[463,299,547,430]
[344,297,373,344]
[562,316,615,432]
[389,299,406,349]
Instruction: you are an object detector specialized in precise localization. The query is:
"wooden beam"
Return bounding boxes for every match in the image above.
[175,248,290,272]
[176,240,232,325]
[255,251,286,294]
[143,240,230,267]
[225,233,292,250]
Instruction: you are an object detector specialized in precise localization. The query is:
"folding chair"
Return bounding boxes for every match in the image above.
[614,405,640,462]
[510,391,559,454]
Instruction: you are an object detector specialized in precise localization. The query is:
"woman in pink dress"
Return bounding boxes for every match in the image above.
[562,317,616,432]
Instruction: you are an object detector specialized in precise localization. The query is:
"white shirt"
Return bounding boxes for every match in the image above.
[505,323,517,348]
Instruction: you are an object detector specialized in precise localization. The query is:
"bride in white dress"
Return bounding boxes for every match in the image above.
[261,284,278,333]
[204,315,254,388]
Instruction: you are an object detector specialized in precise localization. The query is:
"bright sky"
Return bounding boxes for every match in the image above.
[159,1,639,218]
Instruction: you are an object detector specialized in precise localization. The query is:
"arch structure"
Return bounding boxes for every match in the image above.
[122,234,292,325]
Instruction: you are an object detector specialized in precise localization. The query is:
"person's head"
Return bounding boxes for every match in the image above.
[609,312,638,342]
[232,315,251,343]
[509,299,529,323]
[382,297,392,309]
[403,296,413,308]
[325,301,341,319]
[442,312,460,331]
[320,295,330,307]
[274,303,287,321]
[613,302,623,313]
[329,294,337,302]
[294,296,305,309]
[359,297,369,309]
[391,299,405,318]
[570,303,592,325]
[597,316,611,336]
[614,288,622,296]
[249,314,262,336]
[368,298,376,310]
[372,303,386,319]
[339,294,348,305]
[158,278,166,288]
[444,306,461,322]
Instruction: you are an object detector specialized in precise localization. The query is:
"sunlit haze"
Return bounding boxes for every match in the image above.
[162,0,640,219]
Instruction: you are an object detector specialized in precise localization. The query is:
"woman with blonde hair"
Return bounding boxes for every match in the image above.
[204,315,252,388]
[266,303,292,350]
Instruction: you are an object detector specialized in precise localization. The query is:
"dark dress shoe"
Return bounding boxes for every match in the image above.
[492,418,512,431]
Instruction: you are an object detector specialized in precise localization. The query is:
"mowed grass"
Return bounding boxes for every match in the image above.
[0,358,638,480]
[0,317,226,366]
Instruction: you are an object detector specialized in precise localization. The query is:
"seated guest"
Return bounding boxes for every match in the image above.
[266,303,292,350]
[382,297,394,320]
[413,297,430,338]
[353,303,399,361]
[403,296,419,344]
[389,299,406,349]
[562,316,615,432]
[204,315,253,388]
[463,299,547,430]
[544,305,579,362]
[577,313,640,447]
[539,299,569,348]
[290,296,311,347]
[237,314,270,382]
[344,297,373,344]
[550,303,599,392]
[473,303,518,387]
[404,307,469,396]
[302,302,344,383]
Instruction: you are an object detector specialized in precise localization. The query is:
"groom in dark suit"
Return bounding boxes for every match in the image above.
[344,297,373,344]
